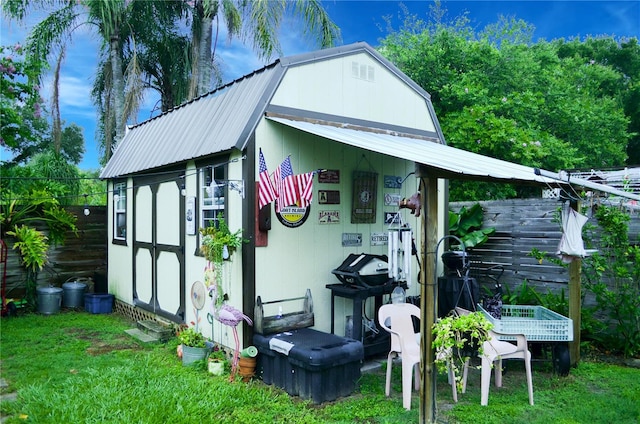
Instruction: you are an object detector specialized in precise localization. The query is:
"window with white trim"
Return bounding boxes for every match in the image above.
[113,181,127,240]
[200,165,226,230]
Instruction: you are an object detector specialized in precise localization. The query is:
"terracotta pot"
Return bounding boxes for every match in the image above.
[238,356,257,382]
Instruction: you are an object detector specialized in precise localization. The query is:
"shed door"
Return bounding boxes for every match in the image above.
[132,173,185,323]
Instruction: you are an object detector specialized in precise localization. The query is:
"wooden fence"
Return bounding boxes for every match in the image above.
[450,198,639,299]
[2,206,108,297]
[2,199,637,303]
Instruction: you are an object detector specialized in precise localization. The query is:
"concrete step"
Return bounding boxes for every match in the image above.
[125,328,161,343]
[136,319,173,342]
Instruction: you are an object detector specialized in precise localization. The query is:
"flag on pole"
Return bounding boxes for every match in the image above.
[275,156,298,212]
[297,172,314,208]
[258,149,276,209]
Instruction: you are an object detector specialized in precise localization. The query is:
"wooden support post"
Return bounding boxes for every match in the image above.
[568,258,581,366]
[568,200,582,366]
[418,170,438,423]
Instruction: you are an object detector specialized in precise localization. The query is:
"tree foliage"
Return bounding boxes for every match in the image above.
[0,43,48,149]
[379,5,637,200]
[4,0,340,164]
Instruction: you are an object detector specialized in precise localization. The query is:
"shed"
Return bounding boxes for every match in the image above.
[100,40,636,347]
[101,41,640,420]
[100,42,452,351]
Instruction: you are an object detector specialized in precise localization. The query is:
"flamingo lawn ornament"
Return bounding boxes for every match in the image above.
[208,284,253,380]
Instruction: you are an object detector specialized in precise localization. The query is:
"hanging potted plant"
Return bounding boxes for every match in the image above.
[432,309,493,390]
[199,215,246,308]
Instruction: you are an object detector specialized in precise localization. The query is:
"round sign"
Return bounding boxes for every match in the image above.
[276,204,310,228]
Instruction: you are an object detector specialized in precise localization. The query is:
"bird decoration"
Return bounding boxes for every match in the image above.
[208,283,253,380]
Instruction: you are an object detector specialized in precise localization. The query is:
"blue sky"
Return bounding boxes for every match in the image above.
[2,1,639,171]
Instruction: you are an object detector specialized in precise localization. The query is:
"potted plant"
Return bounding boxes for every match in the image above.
[432,309,493,390]
[177,327,210,366]
[200,215,246,309]
[199,215,245,264]
[207,344,227,376]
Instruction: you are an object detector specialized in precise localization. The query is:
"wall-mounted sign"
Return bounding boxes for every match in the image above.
[318,210,340,224]
[276,204,310,228]
[384,212,401,225]
[371,232,388,246]
[384,192,402,206]
[318,169,340,184]
[186,196,196,235]
[351,171,377,223]
[318,190,340,204]
[342,233,362,247]
[384,175,402,188]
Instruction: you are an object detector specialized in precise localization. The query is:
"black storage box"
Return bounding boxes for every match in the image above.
[253,328,364,403]
[331,253,390,287]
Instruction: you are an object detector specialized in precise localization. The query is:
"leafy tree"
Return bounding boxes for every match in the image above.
[0,43,48,151]
[553,37,640,165]
[379,6,635,200]
[3,0,167,161]
[58,123,85,165]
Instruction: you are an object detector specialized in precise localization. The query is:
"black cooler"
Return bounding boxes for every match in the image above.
[254,328,364,404]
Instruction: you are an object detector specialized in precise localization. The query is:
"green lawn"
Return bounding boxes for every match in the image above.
[1,311,638,423]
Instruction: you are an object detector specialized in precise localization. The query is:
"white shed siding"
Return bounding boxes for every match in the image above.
[270,52,435,132]
[254,119,422,335]
[106,179,135,302]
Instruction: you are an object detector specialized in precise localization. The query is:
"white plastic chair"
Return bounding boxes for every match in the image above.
[455,307,534,406]
[379,303,461,408]
[378,303,421,410]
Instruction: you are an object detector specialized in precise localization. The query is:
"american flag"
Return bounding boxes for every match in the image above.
[258,149,276,209]
[297,172,314,208]
[275,156,298,212]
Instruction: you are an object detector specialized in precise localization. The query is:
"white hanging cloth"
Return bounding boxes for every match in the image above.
[556,204,589,263]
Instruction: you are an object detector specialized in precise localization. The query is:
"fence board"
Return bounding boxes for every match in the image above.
[451,198,639,303]
[2,206,107,297]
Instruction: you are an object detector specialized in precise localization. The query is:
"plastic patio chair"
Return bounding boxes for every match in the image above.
[455,307,534,406]
[379,303,460,409]
[378,303,421,410]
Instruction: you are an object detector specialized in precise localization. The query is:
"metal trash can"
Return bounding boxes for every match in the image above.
[37,286,63,315]
[62,281,88,308]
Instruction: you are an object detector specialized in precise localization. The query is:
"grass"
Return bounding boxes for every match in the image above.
[1,311,639,423]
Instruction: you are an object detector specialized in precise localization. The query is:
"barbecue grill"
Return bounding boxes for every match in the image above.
[331,253,392,288]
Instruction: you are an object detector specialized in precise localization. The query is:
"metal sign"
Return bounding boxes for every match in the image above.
[276,204,310,228]
[319,210,340,224]
[318,190,340,204]
[342,233,362,246]
[370,232,388,246]
[318,169,340,183]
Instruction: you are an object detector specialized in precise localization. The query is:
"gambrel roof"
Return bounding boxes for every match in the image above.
[100,42,433,179]
[99,43,640,201]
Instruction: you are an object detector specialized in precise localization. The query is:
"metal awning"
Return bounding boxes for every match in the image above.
[268,116,640,201]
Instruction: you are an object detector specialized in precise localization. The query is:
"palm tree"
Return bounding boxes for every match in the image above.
[187,0,341,99]
[3,0,180,160]
[4,0,341,161]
